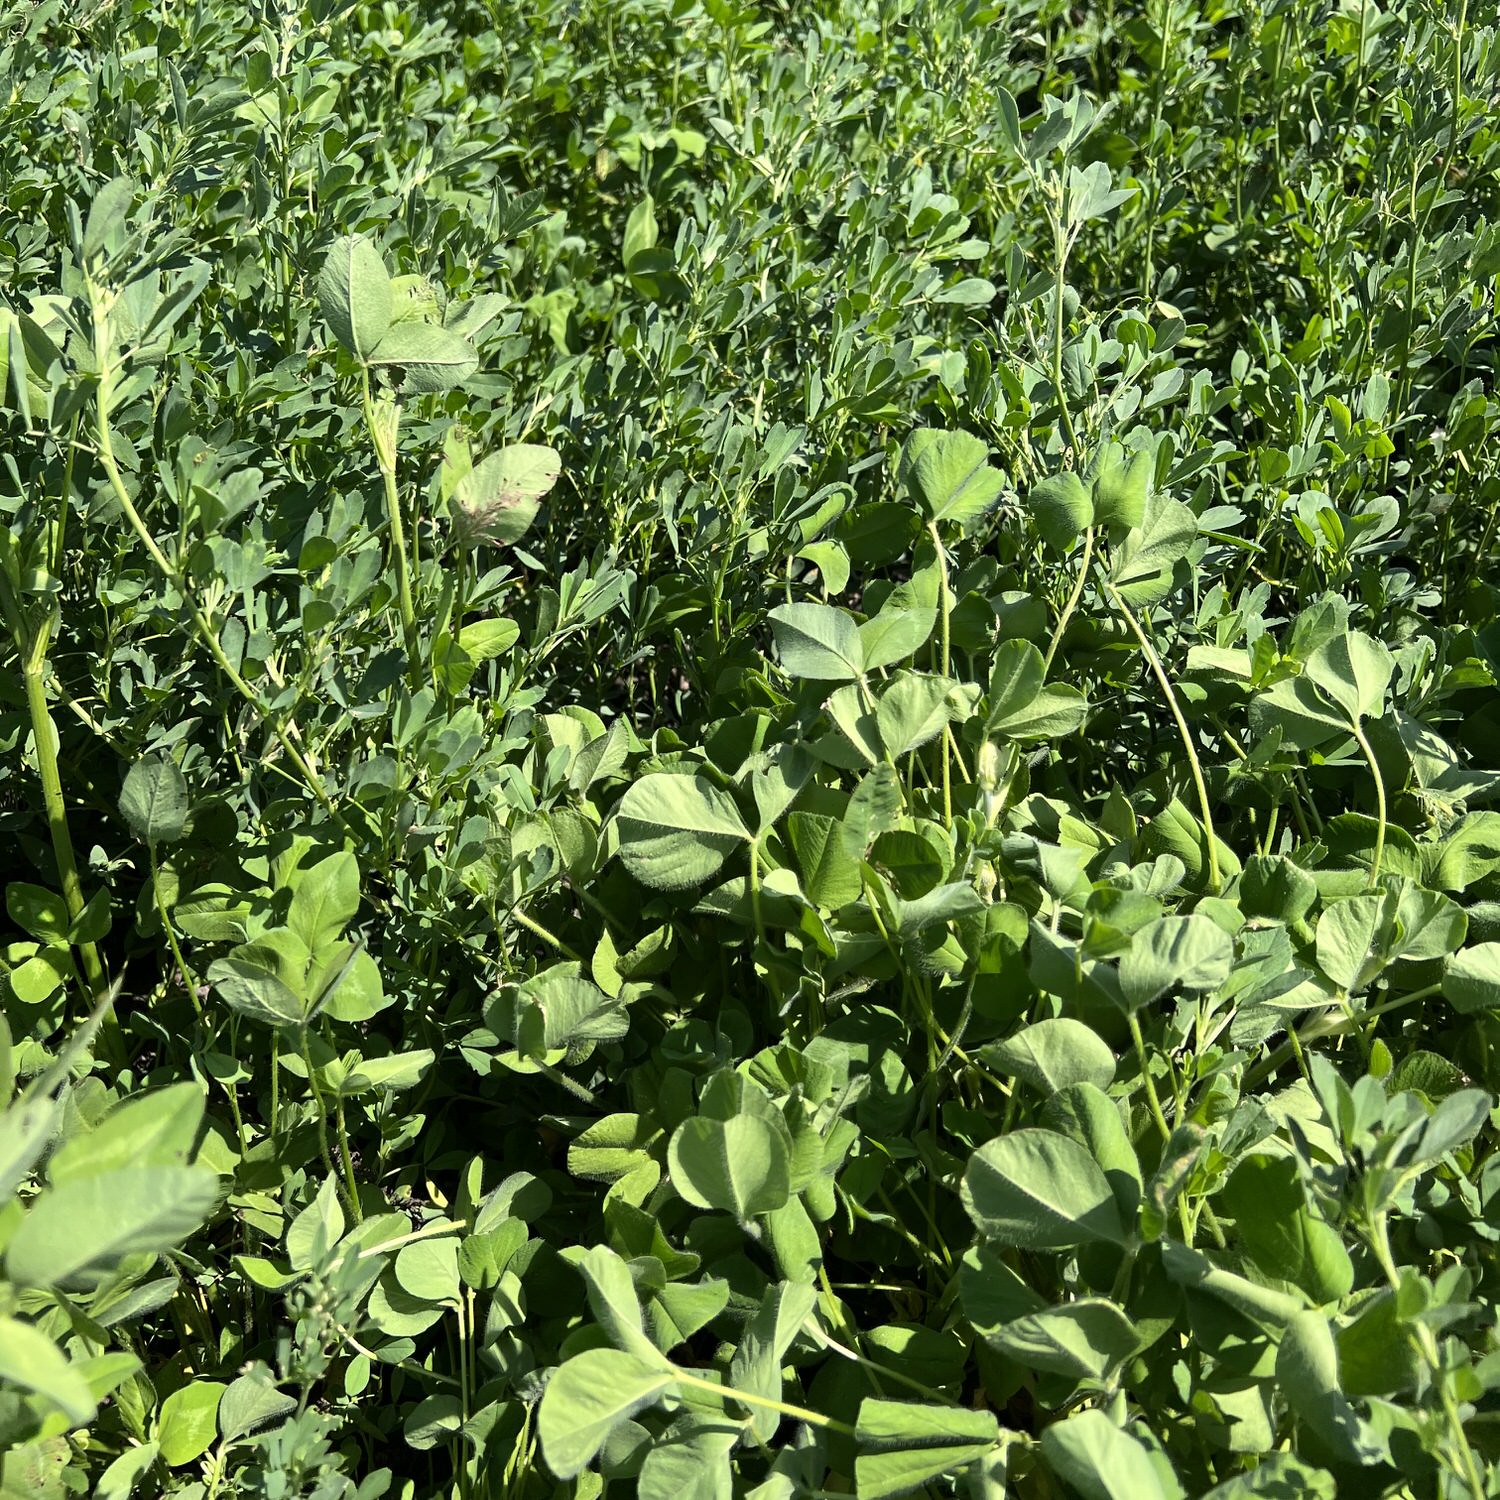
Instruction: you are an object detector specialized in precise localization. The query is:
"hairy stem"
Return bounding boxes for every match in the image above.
[360,367,419,679]
[1105,580,1221,893]
[90,288,343,829]
[1350,718,1387,888]
[1042,526,1094,676]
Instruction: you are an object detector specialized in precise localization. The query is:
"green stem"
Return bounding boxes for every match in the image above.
[1244,983,1442,1090]
[749,837,767,950]
[21,658,107,1001]
[1105,580,1221,892]
[299,1029,342,1207]
[670,1368,855,1436]
[1052,218,1081,456]
[360,368,419,679]
[1368,1213,1486,1499]
[150,846,201,1018]
[1140,0,1175,298]
[332,1092,364,1223]
[927,521,953,823]
[508,904,584,963]
[1042,526,1094,676]
[90,300,343,829]
[1349,718,1387,888]
[1129,1012,1173,1145]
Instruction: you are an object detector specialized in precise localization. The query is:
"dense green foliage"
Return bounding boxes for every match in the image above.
[3,0,1500,1495]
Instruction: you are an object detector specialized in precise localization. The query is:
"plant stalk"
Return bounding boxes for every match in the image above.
[361,368,419,680]
[1349,718,1387,888]
[21,658,108,999]
[1105,580,1221,892]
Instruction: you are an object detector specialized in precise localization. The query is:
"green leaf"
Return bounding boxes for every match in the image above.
[1041,1083,1143,1223]
[1041,1412,1176,1500]
[457,618,521,661]
[1248,675,1347,751]
[537,1348,677,1479]
[990,1298,1141,1381]
[7,1166,218,1289]
[1118,915,1234,1011]
[286,851,360,954]
[875,671,966,757]
[668,1113,792,1218]
[899,428,1004,531]
[367,320,478,390]
[853,1399,999,1499]
[207,954,306,1029]
[1200,1455,1336,1499]
[1444,942,1500,1013]
[0,1316,95,1426]
[1275,1310,1387,1466]
[961,1129,1128,1248]
[157,1380,225,1466]
[286,1176,345,1273]
[451,444,561,548]
[1315,895,1390,992]
[318,235,392,360]
[789,812,863,910]
[515,965,625,1054]
[404,1394,463,1450]
[1220,1155,1352,1305]
[729,1282,819,1443]
[986,640,1087,742]
[49,1082,204,1183]
[982,1018,1115,1093]
[1028,471,1093,553]
[119,756,189,846]
[576,1244,668,1365]
[394,1237,460,1304]
[1109,493,1196,605]
[859,606,936,671]
[1089,440,1150,530]
[637,1419,739,1500]
[6,884,69,944]
[1160,1240,1303,1330]
[93,1443,161,1500]
[84,176,135,261]
[614,774,750,890]
[1140,797,1241,890]
[341,1048,435,1095]
[623,194,660,268]
[1303,632,1393,723]
[218,1367,295,1443]
[768,602,865,682]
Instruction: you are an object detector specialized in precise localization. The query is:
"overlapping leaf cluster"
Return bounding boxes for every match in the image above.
[2,0,1499,1497]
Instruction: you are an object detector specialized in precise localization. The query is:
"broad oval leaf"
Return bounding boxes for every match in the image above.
[614,774,749,890]
[667,1113,791,1219]
[1042,1411,1172,1500]
[768,602,864,682]
[990,1298,1141,1380]
[962,1129,1128,1248]
[367,319,478,391]
[7,1165,218,1289]
[1118,915,1234,1011]
[1304,631,1393,724]
[0,1315,95,1425]
[452,443,561,548]
[157,1380,226,1466]
[119,756,189,846]
[318,235,392,360]
[983,1018,1115,1094]
[900,427,1004,531]
[537,1348,677,1479]
[1444,942,1500,1014]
